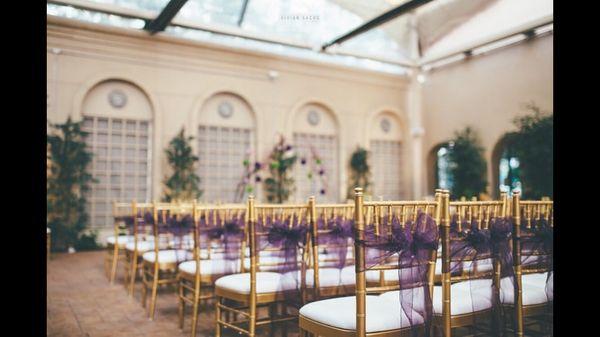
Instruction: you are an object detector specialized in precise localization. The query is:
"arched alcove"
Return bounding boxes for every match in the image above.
[427,142,453,193]
[368,111,406,200]
[292,102,340,203]
[491,134,522,197]
[82,79,153,229]
[196,92,256,203]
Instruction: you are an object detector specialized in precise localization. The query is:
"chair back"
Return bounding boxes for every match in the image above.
[310,200,354,298]
[149,201,194,264]
[192,202,247,272]
[131,201,154,250]
[247,197,311,302]
[112,201,133,238]
[354,188,443,336]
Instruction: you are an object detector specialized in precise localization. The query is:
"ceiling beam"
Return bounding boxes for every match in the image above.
[321,0,434,51]
[419,16,553,66]
[145,0,188,34]
[237,0,250,27]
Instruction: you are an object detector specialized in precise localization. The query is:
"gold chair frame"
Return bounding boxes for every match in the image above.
[178,202,247,337]
[124,202,154,296]
[299,188,443,337]
[507,192,553,336]
[215,197,311,337]
[309,200,356,300]
[434,190,509,337]
[141,202,194,320]
[104,201,132,284]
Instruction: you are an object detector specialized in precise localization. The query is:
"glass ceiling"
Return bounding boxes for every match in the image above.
[47,0,553,75]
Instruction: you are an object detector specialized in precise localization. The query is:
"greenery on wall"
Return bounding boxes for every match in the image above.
[163,129,202,202]
[347,146,371,199]
[448,127,488,199]
[506,104,553,199]
[47,117,96,252]
[264,136,297,203]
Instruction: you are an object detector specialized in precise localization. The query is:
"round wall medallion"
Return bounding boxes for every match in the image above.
[380,118,391,133]
[218,101,234,119]
[307,110,320,126]
[108,89,127,109]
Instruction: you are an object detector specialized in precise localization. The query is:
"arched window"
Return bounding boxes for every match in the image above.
[293,103,339,202]
[82,80,153,229]
[197,93,255,203]
[369,112,405,200]
[428,142,454,192]
[492,137,522,196]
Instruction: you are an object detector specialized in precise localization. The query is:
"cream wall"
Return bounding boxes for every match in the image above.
[421,34,553,196]
[47,14,553,225]
[46,16,413,213]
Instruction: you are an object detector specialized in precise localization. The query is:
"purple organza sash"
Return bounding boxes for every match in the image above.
[520,219,553,301]
[317,216,354,270]
[355,212,438,334]
[251,215,308,308]
[447,216,514,335]
[199,210,246,262]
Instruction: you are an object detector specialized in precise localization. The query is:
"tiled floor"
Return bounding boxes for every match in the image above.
[47,251,299,337]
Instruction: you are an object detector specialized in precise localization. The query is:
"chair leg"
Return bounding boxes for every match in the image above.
[178,280,185,330]
[149,265,160,320]
[190,290,200,337]
[280,302,288,337]
[215,296,222,337]
[269,303,276,337]
[141,268,148,309]
[109,246,119,284]
[129,251,138,297]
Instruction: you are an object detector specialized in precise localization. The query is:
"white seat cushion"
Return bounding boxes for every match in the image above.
[178,259,240,275]
[340,265,356,285]
[125,241,155,252]
[300,295,423,332]
[523,272,553,301]
[106,235,134,245]
[243,255,288,271]
[142,250,192,263]
[283,268,342,288]
[215,272,298,294]
[432,280,493,315]
[500,275,551,305]
[435,258,492,276]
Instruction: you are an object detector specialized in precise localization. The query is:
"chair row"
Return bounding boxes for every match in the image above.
[104,189,553,337]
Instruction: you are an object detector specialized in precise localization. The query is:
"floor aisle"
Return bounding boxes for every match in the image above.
[47,251,299,337]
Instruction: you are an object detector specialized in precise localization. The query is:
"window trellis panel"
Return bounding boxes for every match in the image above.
[197,125,252,203]
[293,132,339,203]
[83,116,151,229]
[371,140,404,200]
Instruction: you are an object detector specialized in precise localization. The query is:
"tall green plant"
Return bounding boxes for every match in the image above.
[163,128,202,202]
[448,127,488,199]
[264,136,297,203]
[507,104,553,199]
[347,146,371,199]
[47,117,94,251]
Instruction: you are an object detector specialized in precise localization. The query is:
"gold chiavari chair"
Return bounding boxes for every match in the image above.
[104,201,134,284]
[308,200,356,300]
[141,202,194,320]
[432,192,509,284]
[434,190,509,337]
[214,197,310,337]
[178,202,247,337]
[299,188,442,337]
[124,202,155,296]
[502,192,553,335]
